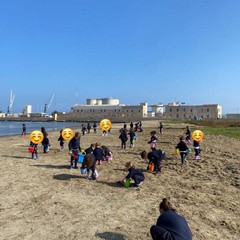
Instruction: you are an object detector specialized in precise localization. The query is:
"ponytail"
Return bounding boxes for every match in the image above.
[159,198,176,212]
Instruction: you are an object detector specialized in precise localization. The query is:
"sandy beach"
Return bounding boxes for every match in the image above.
[0,120,239,240]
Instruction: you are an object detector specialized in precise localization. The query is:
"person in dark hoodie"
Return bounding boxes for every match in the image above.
[85,143,95,155]
[119,126,128,150]
[128,127,136,148]
[68,132,81,169]
[141,148,165,174]
[93,142,104,165]
[41,127,50,153]
[119,162,145,189]
[150,198,192,240]
[175,136,189,165]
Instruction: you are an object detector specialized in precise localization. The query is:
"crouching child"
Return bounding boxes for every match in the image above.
[81,153,99,180]
[119,162,145,189]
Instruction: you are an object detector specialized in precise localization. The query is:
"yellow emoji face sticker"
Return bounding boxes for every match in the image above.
[30,130,44,144]
[192,130,204,142]
[61,128,74,141]
[99,119,112,131]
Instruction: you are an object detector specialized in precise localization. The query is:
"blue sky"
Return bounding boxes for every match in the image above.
[1,0,240,114]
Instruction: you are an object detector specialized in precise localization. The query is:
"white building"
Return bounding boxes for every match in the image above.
[150,103,164,117]
[23,105,32,116]
[68,98,148,120]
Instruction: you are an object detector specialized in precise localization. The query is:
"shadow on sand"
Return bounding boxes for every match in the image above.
[2,155,27,159]
[96,231,130,240]
[53,173,85,181]
[30,164,70,169]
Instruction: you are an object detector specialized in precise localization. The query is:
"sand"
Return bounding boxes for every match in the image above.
[0,120,239,240]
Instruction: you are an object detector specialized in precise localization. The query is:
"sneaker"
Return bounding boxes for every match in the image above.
[134,181,143,189]
[68,165,73,169]
[138,181,144,186]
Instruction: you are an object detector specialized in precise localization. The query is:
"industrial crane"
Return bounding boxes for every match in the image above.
[7,90,15,114]
[44,92,55,114]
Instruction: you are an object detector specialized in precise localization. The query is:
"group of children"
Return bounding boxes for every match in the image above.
[26,122,202,191]
[119,123,139,149]
[175,126,202,165]
[68,136,113,170]
[79,143,113,180]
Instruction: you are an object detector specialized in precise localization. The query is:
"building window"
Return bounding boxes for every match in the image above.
[170,109,172,112]
[207,108,209,112]
[177,109,179,112]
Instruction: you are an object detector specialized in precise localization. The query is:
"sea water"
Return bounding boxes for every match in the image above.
[0,121,83,137]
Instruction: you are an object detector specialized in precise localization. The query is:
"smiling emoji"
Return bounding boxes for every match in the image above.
[61,128,74,141]
[99,119,112,131]
[192,130,204,142]
[30,130,44,144]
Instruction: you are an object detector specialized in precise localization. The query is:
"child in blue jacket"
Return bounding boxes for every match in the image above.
[120,162,145,189]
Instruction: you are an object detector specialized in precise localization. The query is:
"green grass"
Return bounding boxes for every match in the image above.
[202,126,240,139]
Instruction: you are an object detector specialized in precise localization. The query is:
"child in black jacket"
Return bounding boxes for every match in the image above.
[175,136,189,165]
[193,140,201,160]
[68,132,81,169]
[119,162,145,189]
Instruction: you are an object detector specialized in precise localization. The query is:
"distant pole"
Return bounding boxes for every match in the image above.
[75,91,78,104]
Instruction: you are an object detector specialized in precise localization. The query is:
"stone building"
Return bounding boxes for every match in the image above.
[164,103,222,120]
[57,98,148,122]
